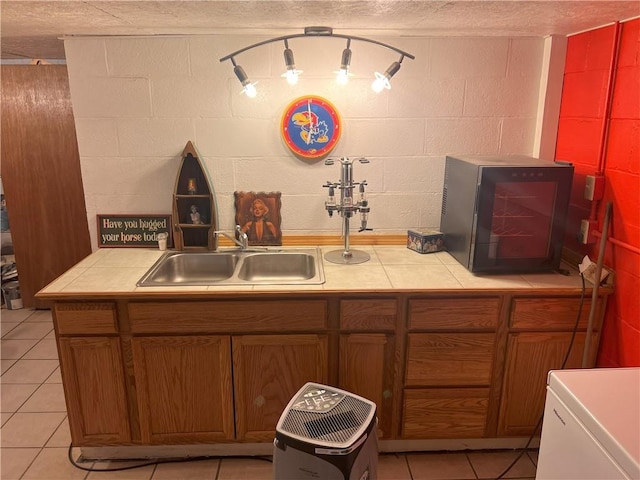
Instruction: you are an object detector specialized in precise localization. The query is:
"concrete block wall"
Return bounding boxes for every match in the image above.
[64,34,544,249]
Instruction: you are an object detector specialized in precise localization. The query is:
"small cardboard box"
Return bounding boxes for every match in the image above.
[407,229,445,254]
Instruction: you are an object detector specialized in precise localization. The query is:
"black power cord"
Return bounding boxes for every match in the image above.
[493,273,586,480]
[67,443,272,473]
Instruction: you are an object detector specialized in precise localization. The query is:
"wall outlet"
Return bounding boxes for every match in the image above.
[584,175,605,201]
[579,219,598,244]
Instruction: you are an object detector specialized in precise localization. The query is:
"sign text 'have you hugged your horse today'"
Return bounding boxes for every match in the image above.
[97,215,172,247]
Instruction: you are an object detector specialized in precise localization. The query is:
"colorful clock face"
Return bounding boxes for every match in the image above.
[281,95,341,159]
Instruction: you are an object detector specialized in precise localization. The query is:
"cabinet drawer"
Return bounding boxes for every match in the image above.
[129,300,327,333]
[511,297,593,330]
[409,298,500,330]
[402,388,489,439]
[340,299,397,330]
[406,333,495,386]
[54,302,118,335]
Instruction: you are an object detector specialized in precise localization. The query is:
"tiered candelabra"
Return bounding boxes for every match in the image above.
[323,157,372,264]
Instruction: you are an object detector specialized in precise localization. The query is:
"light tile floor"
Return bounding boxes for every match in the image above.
[1,307,538,479]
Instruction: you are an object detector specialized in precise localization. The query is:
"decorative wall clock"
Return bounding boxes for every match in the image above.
[281,95,341,159]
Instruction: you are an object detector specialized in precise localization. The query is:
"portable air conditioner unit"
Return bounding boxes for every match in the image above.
[273,382,378,480]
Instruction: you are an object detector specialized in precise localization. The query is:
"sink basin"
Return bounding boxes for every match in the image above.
[238,252,316,282]
[137,252,239,285]
[137,248,324,286]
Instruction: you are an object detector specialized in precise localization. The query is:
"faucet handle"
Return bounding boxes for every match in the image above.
[235,225,249,249]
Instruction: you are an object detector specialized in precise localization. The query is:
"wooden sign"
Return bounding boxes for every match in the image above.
[97,214,172,248]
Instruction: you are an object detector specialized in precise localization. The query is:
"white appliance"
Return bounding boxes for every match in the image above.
[537,368,640,480]
[273,382,378,480]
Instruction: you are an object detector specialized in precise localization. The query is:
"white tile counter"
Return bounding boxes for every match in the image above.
[37,246,588,297]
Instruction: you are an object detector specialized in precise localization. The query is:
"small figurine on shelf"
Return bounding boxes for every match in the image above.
[187,178,197,195]
[189,205,204,224]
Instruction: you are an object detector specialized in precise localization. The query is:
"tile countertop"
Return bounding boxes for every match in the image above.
[36,246,591,297]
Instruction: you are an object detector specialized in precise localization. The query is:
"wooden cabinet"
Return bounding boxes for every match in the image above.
[127,299,329,443]
[403,388,490,439]
[401,297,501,439]
[132,335,234,444]
[497,296,601,436]
[54,302,129,445]
[49,290,609,449]
[172,141,217,250]
[58,336,130,444]
[405,332,496,386]
[232,334,329,441]
[338,299,397,438]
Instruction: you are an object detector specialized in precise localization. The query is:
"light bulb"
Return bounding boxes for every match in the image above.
[243,83,257,98]
[284,69,299,85]
[282,46,301,86]
[372,72,390,93]
[233,63,257,98]
[336,68,349,85]
[371,61,401,93]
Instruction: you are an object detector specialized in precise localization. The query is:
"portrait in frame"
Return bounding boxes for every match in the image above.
[234,191,282,246]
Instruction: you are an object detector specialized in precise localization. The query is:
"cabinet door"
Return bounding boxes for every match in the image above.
[402,388,490,439]
[339,334,395,438]
[498,332,590,436]
[406,333,495,386]
[233,334,328,442]
[132,335,234,444]
[58,337,130,445]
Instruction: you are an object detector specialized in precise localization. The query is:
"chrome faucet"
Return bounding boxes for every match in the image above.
[213,225,249,251]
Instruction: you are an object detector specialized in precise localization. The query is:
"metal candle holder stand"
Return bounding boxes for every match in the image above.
[323,157,372,264]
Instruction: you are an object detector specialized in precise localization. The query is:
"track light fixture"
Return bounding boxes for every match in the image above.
[336,39,352,85]
[220,26,415,97]
[372,59,402,93]
[231,58,257,98]
[282,39,302,85]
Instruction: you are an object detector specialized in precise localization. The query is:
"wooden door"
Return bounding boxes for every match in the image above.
[58,336,131,445]
[232,334,328,442]
[339,333,395,438]
[1,65,91,308]
[132,335,234,444]
[497,332,590,436]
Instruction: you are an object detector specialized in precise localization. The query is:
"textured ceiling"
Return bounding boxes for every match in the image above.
[1,0,639,59]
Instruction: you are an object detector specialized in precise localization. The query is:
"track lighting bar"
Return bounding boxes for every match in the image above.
[220,26,415,96]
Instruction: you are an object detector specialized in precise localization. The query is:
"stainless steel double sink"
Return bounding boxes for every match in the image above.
[136,248,325,286]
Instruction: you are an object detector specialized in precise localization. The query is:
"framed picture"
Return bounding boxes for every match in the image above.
[234,191,282,246]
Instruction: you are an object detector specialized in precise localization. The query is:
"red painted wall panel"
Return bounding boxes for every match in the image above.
[556,118,602,165]
[564,24,617,72]
[559,70,609,118]
[610,66,640,118]
[557,18,640,368]
[605,119,640,173]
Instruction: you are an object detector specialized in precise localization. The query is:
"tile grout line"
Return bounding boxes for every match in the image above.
[464,451,481,479]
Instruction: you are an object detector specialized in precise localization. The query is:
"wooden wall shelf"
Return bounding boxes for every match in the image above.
[172,141,217,250]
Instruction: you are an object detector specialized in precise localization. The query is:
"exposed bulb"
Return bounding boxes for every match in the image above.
[242,83,257,98]
[372,61,401,93]
[336,68,349,85]
[371,72,391,93]
[284,69,300,85]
